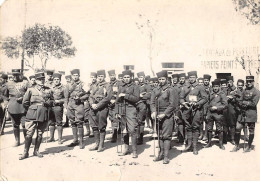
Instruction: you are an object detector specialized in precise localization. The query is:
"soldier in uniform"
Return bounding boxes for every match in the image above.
[0,73,8,134]
[220,79,228,142]
[64,69,88,149]
[231,76,259,152]
[136,71,152,145]
[118,74,123,81]
[204,80,228,150]
[88,70,112,152]
[107,70,120,143]
[63,75,72,128]
[48,73,65,144]
[65,75,72,84]
[171,74,179,137]
[19,72,54,160]
[29,75,36,88]
[45,69,54,88]
[83,72,97,137]
[197,78,204,86]
[5,69,28,146]
[115,70,140,158]
[151,70,178,164]
[134,78,139,85]
[180,71,208,155]
[226,76,237,145]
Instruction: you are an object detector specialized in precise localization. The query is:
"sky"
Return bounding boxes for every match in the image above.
[1,0,260,84]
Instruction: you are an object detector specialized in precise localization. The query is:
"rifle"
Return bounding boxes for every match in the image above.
[0,105,7,135]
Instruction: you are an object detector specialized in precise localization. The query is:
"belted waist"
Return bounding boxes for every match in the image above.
[31,102,43,106]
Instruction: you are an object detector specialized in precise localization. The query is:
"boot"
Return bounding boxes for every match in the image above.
[33,136,43,158]
[131,134,138,158]
[89,130,100,151]
[137,125,144,145]
[223,131,227,144]
[198,124,203,140]
[230,127,235,145]
[202,124,208,141]
[22,128,27,139]
[78,127,84,149]
[204,131,212,148]
[244,134,254,153]
[13,127,20,147]
[153,140,164,161]
[182,131,192,152]
[163,140,171,164]
[97,131,106,152]
[111,128,117,143]
[230,132,240,152]
[19,136,32,160]
[48,126,55,142]
[193,131,199,155]
[89,127,94,138]
[218,132,225,150]
[244,127,249,141]
[84,122,90,137]
[136,126,141,144]
[57,126,63,144]
[67,127,79,147]
[118,134,130,156]
[177,125,184,144]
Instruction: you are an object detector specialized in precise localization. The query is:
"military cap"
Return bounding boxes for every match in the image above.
[137,72,145,77]
[237,79,244,84]
[172,74,179,79]
[65,75,72,79]
[179,73,186,78]
[122,70,132,76]
[226,76,234,81]
[90,72,97,77]
[118,74,123,78]
[71,69,80,75]
[156,70,168,78]
[53,73,62,79]
[197,77,204,81]
[152,77,158,82]
[246,76,254,81]
[29,75,35,80]
[212,79,220,86]
[1,73,8,80]
[187,71,197,77]
[12,69,21,75]
[134,77,139,81]
[35,72,45,79]
[220,79,227,84]
[97,70,106,76]
[145,75,151,81]
[46,69,54,75]
[203,74,211,80]
[108,70,115,76]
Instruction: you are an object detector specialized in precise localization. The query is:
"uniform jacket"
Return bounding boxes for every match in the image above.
[5,80,27,114]
[22,85,53,122]
[203,85,212,116]
[180,82,208,108]
[238,87,260,122]
[51,83,65,105]
[0,83,7,103]
[138,82,152,104]
[208,90,228,114]
[150,84,178,117]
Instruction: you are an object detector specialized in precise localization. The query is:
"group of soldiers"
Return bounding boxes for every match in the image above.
[0,68,259,164]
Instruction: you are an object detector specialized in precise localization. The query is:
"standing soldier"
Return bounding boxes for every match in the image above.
[136,72,152,145]
[0,73,8,134]
[83,72,97,137]
[220,79,228,142]
[226,76,237,145]
[107,70,120,143]
[180,71,208,155]
[231,76,260,152]
[65,75,72,84]
[115,70,140,158]
[45,70,54,88]
[204,79,228,150]
[171,74,179,137]
[64,69,88,149]
[201,74,211,141]
[48,73,65,144]
[29,75,36,88]
[88,70,112,152]
[63,75,72,128]
[5,69,28,146]
[19,72,54,160]
[151,70,178,164]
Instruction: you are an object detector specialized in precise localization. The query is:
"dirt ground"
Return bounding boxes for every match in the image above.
[0,120,260,181]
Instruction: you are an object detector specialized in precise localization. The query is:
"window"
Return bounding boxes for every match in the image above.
[161,62,184,68]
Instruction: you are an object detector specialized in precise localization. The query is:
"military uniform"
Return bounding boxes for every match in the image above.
[115,70,140,158]
[204,80,228,150]
[64,69,88,149]
[5,69,28,146]
[88,70,112,152]
[136,72,152,145]
[151,70,179,164]
[48,73,65,144]
[0,73,8,134]
[45,69,54,88]
[19,72,54,160]
[180,71,208,155]
[232,76,260,152]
